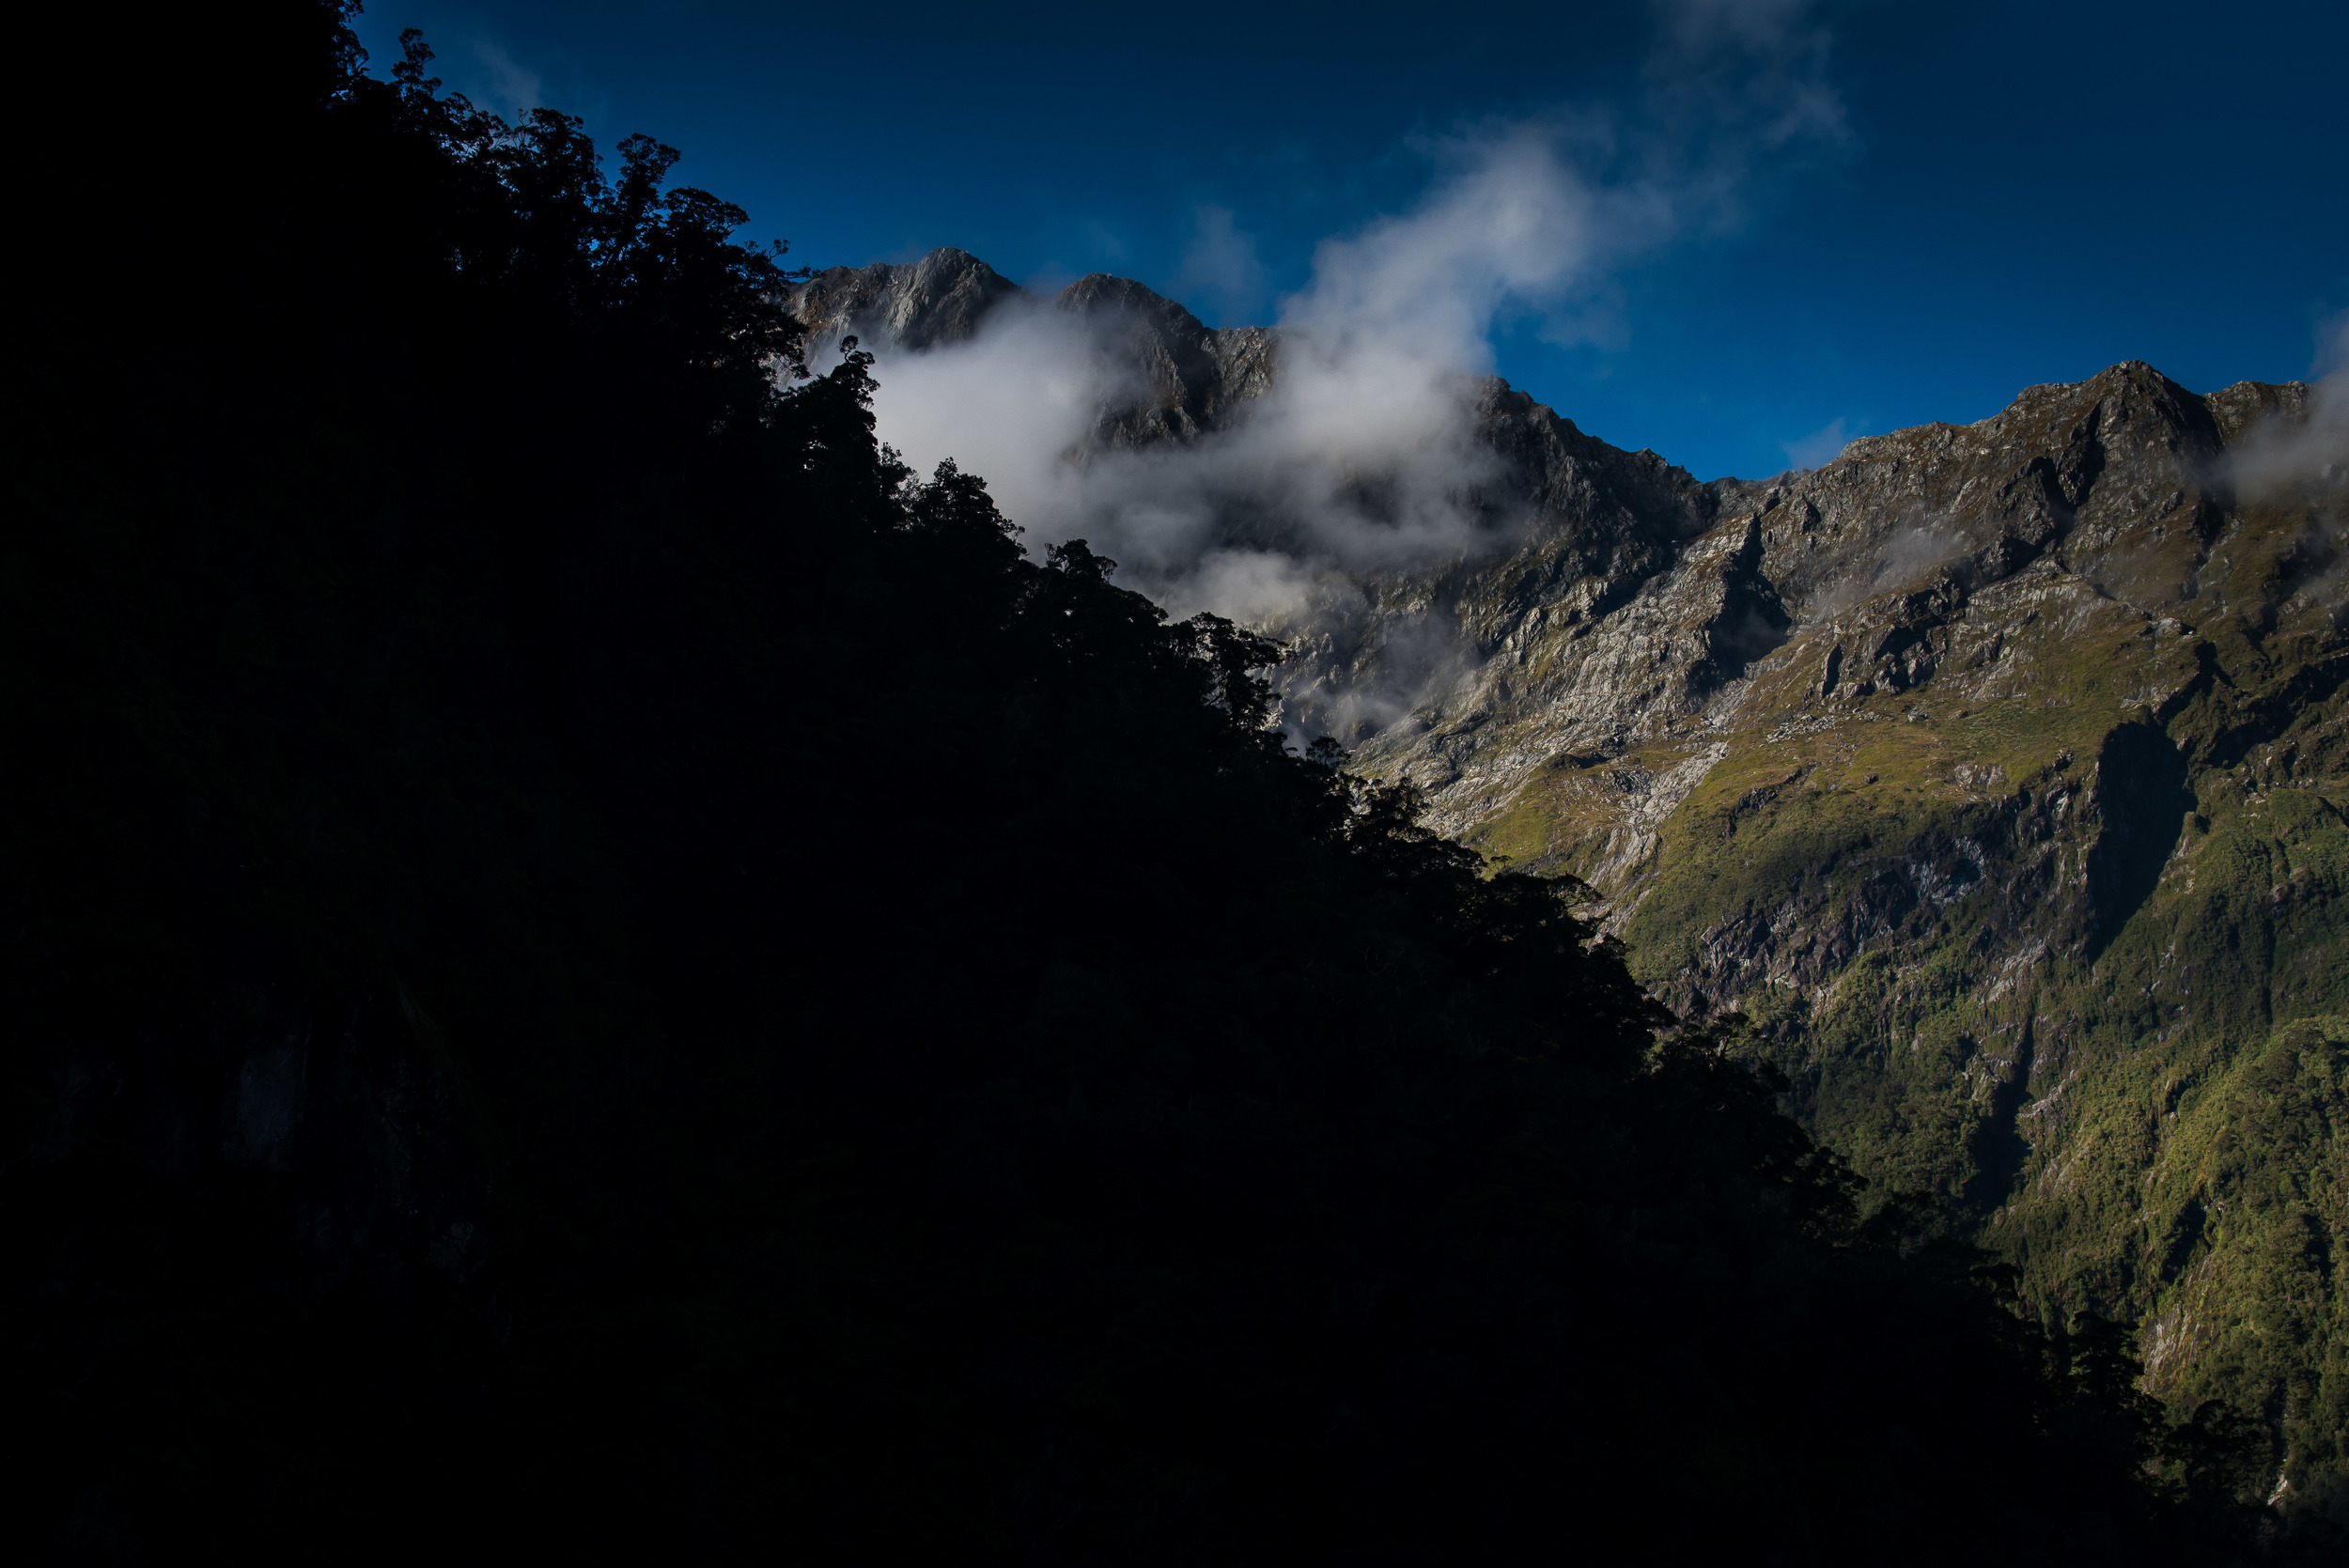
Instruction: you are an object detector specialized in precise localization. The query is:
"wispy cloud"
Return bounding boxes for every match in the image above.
[1173,206,1269,325]
[1649,0,1848,153]
[1082,220,1130,263]
[1781,415,1856,471]
[433,34,606,128]
[2224,312,2349,503]
[2321,310,2349,380]
[471,40,546,122]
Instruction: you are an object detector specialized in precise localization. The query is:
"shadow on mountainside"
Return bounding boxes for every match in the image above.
[2085,721,2195,958]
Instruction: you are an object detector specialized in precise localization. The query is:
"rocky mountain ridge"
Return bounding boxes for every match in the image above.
[789,249,2349,1515]
[790,249,1279,448]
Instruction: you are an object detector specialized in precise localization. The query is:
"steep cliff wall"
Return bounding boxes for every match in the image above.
[1438,364,2349,1505]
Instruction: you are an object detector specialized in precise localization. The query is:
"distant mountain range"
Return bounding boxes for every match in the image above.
[789,249,2349,1509]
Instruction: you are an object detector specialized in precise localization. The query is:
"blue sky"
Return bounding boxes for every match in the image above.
[350,0,2347,481]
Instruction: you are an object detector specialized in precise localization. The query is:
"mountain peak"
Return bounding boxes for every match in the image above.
[788,246,1025,355]
[784,250,1283,448]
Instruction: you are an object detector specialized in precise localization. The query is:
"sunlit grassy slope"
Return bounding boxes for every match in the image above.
[1457,414,2349,1503]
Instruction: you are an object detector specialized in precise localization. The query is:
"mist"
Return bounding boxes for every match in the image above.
[2227,315,2349,504]
[863,122,1639,627]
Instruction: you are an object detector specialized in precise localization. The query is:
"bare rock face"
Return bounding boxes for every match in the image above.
[1375,363,2258,843]
[1278,380,1721,771]
[1335,361,2349,1518]
[786,247,1025,354]
[782,250,2349,1511]
[1054,273,1277,447]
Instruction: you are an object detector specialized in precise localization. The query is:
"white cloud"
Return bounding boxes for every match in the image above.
[859,300,1148,539]
[2225,312,2349,503]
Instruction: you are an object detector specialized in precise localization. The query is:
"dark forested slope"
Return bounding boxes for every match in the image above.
[0,6,2313,1561]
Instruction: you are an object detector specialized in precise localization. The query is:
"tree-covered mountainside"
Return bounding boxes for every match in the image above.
[0,5,2327,1561]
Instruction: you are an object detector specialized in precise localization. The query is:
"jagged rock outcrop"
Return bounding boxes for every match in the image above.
[801,248,2349,1515]
[1274,379,1722,753]
[1055,273,1278,447]
[1384,363,2347,1515]
[1360,364,2247,835]
[788,246,1023,352]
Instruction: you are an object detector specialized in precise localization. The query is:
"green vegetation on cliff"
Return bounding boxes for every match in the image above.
[1459,375,2349,1529]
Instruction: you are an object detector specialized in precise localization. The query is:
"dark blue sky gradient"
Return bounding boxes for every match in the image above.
[350,1,2348,480]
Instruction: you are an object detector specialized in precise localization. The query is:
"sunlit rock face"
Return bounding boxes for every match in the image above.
[808,249,2349,1511]
[788,247,1024,352]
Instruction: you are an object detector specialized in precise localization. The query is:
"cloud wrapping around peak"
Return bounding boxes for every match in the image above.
[859,0,1851,660]
[2225,312,2349,504]
[868,126,1632,628]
